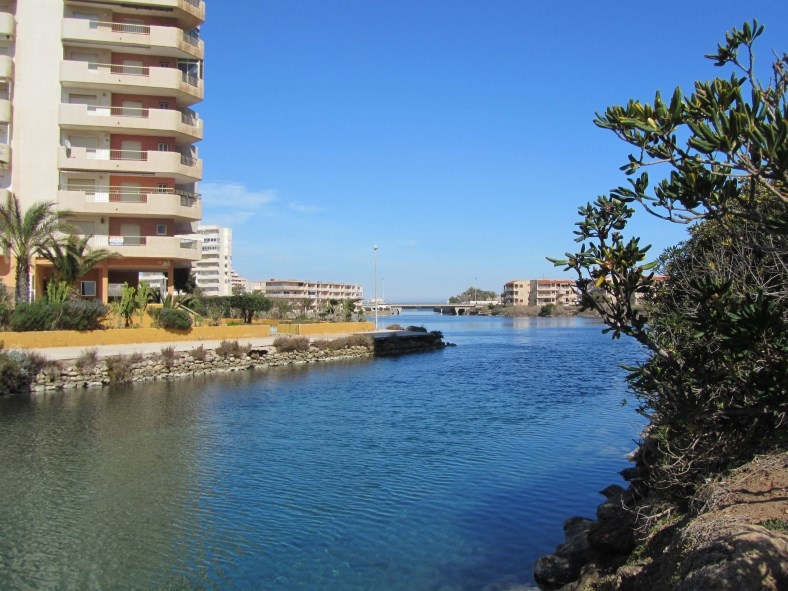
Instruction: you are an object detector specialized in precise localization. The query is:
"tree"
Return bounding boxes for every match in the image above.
[228,293,272,324]
[0,194,73,303]
[39,234,117,291]
[550,21,788,498]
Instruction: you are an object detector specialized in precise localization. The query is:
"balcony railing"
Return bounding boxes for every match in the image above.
[62,18,204,59]
[61,60,204,104]
[64,185,200,204]
[79,148,200,166]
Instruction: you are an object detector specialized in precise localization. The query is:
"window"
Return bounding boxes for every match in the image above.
[159,101,169,109]
[157,183,169,193]
[157,142,169,152]
[81,281,97,297]
[156,224,167,235]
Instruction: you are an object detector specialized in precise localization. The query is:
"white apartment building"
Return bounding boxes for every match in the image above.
[257,279,363,305]
[5,0,205,301]
[190,224,232,297]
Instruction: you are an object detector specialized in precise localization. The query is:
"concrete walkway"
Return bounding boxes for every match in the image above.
[22,330,402,362]
[25,337,279,362]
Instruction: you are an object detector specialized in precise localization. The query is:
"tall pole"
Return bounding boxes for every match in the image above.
[374,244,378,330]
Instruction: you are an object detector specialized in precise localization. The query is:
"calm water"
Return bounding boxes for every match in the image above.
[0,315,645,591]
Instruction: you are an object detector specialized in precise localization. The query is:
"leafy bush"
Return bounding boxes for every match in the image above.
[0,350,50,394]
[273,335,311,352]
[56,301,108,331]
[158,308,192,330]
[406,325,428,333]
[9,301,107,331]
[386,323,403,330]
[538,303,557,317]
[215,340,251,358]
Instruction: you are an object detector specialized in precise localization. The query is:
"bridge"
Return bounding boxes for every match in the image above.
[376,302,487,316]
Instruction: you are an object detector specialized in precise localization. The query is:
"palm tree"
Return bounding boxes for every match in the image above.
[39,234,118,289]
[0,193,73,303]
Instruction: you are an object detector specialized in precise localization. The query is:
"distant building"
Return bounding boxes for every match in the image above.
[502,279,579,307]
[189,225,233,296]
[502,280,533,306]
[255,279,363,305]
[230,270,247,294]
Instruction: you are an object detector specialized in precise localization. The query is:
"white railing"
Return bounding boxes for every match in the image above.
[77,148,199,166]
[63,185,200,203]
[90,20,151,35]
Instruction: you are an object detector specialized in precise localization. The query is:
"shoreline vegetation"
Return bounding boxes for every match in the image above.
[0,329,450,395]
[536,21,788,591]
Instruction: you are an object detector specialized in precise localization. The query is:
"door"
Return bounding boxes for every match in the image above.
[120,223,141,246]
[119,139,142,161]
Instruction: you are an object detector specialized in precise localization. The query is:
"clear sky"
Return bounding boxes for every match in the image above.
[197,1,787,303]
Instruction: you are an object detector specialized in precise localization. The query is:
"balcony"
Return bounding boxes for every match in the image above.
[60,60,203,106]
[0,55,12,80]
[0,10,14,41]
[59,146,202,183]
[87,234,201,262]
[59,103,203,143]
[0,143,9,169]
[65,0,204,28]
[62,18,204,60]
[0,99,9,124]
[57,187,201,222]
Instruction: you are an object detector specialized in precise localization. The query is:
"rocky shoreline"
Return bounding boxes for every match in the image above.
[27,332,451,393]
[533,448,788,591]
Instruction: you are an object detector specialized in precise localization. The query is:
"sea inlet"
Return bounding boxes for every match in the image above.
[0,314,645,591]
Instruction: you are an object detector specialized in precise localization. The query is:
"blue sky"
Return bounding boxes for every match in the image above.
[197,1,788,302]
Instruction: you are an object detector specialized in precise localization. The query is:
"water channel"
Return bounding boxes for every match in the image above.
[0,314,646,590]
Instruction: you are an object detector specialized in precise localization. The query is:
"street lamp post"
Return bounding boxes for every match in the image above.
[373,245,378,330]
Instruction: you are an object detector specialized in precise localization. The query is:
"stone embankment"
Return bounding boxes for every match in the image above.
[533,451,788,591]
[28,332,451,392]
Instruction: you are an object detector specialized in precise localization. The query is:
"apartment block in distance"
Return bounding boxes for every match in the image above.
[6,0,205,301]
[191,224,232,297]
[261,279,364,305]
[502,279,579,307]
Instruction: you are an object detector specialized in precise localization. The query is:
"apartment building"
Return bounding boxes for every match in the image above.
[6,0,205,301]
[502,280,533,306]
[190,225,232,297]
[259,279,363,305]
[502,279,579,307]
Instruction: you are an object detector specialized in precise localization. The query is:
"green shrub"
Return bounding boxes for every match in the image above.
[0,354,26,394]
[406,325,428,333]
[538,303,557,317]
[158,308,192,330]
[9,301,107,332]
[273,335,311,353]
[10,301,55,332]
[57,301,108,331]
[386,323,403,330]
[0,350,49,394]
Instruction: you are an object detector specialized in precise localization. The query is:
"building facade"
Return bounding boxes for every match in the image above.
[502,280,533,306]
[257,279,363,305]
[6,0,205,301]
[502,279,579,307]
[185,225,231,297]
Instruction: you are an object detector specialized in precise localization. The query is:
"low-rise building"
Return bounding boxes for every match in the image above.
[502,279,579,307]
[254,279,363,305]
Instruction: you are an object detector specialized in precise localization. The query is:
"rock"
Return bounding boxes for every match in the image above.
[587,511,636,555]
[534,553,579,590]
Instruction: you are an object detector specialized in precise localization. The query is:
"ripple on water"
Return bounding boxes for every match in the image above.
[0,316,644,591]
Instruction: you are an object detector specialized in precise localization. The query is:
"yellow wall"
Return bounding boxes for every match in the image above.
[1,322,374,349]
